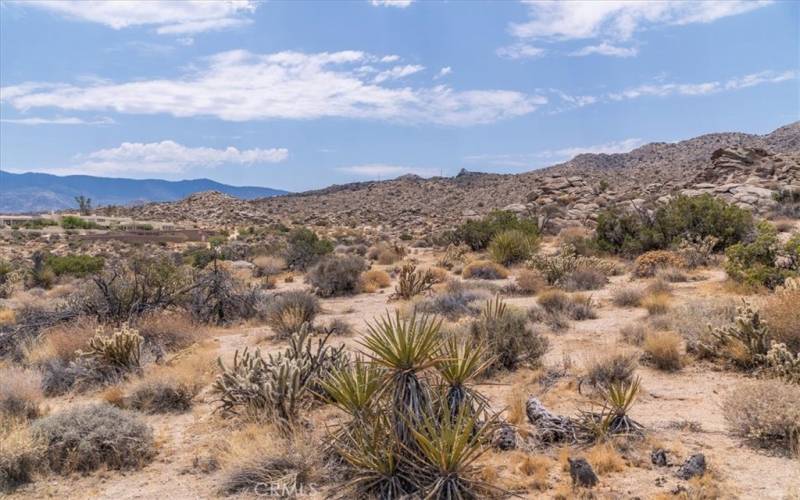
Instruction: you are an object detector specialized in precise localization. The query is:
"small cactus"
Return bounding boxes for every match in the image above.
[79,325,142,371]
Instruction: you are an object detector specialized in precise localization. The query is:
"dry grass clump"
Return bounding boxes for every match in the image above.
[307,254,366,297]
[218,424,320,496]
[414,281,490,320]
[462,260,509,280]
[0,417,44,493]
[643,277,672,296]
[761,290,800,354]
[367,241,405,265]
[587,444,625,474]
[642,292,671,316]
[0,308,15,326]
[265,291,320,338]
[252,255,286,277]
[655,266,689,283]
[24,316,99,366]
[513,452,551,491]
[611,285,644,307]
[581,349,638,391]
[358,269,391,293]
[134,311,206,352]
[535,290,597,328]
[722,379,800,456]
[127,350,214,414]
[643,331,683,371]
[620,323,648,346]
[515,269,545,295]
[32,404,155,474]
[0,366,42,420]
[632,251,686,278]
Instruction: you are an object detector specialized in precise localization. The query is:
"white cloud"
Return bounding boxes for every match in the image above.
[435,67,452,79]
[511,1,772,42]
[570,42,638,58]
[372,64,424,83]
[496,43,545,60]
[14,0,257,35]
[0,115,114,125]
[370,0,414,8]
[539,138,645,159]
[10,140,289,176]
[0,50,545,126]
[609,70,796,100]
[337,164,436,178]
[464,137,645,169]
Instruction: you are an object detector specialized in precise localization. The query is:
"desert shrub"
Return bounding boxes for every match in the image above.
[414,280,490,320]
[725,223,799,289]
[560,268,608,291]
[462,260,509,280]
[0,418,44,493]
[134,311,205,352]
[611,286,644,307]
[676,235,719,268]
[45,254,104,277]
[452,210,539,251]
[188,265,265,325]
[265,291,320,338]
[671,298,736,354]
[323,317,353,336]
[394,263,435,299]
[643,332,683,371]
[367,241,406,265]
[437,244,470,270]
[771,187,800,218]
[558,226,599,256]
[528,249,617,286]
[488,229,538,266]
[252,255,286,277]
[595,194,753,256]
[307,255,366,297]
[469,298,548,375]
[32,404,155,473]
[27,251,55,289]
[515,269,545,295]
[358,269,392,293]
[568,294,597,320]
[285,227,333,271]
[24,316,98,366]
[722,379,800,456]
[59,215,99,230]
[701,301,771,369]
[761,290,800,354]
[127,355,211,414]
[183,246,218,269]
[0,367,42,420]
[537,290,596,321]
[642,292,671,315]
[0,260,14,298]
[581,350,638,391]
[620,323,648,345]
[73,325,143,387]
[632,251,686,278]
[655,266,689,282]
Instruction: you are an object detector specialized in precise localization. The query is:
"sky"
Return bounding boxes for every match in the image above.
[0,0,798,192]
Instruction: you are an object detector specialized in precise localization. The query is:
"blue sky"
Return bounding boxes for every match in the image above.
[0,0,797,192]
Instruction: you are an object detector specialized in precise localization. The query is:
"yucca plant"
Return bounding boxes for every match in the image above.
[481,295,507,323]
[335,413,410,499]
[320,358,385,420]
[403,403,498,499]
[435,335,492,418]
[577,377,644,442]
[359,311,442,446]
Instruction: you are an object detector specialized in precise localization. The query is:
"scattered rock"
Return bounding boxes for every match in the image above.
[568,457,598,488]
[676,453,706,480]
[651,448,668,467]
[492,423,517,450]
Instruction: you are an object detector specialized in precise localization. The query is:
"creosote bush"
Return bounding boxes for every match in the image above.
[32,404,155,474]
[265,291,320,338]
[307,254,366,297]
[285,227,333,271]
[723,379,800,456]
[452,210,539,251]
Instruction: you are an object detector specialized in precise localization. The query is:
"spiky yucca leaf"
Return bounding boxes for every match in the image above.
[481,295,507,324]
[578,377,644,442]
[320,358,384,418]
[404,403,498,499]
[436,336,492,417]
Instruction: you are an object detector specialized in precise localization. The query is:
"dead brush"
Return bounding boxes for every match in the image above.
[0,416,44,493]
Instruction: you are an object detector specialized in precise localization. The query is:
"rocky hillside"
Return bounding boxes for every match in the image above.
[118,122,799,233]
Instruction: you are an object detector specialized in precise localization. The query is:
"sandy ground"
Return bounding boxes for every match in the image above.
[8,249,800,499]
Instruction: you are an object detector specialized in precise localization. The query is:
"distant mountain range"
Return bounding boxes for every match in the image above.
[0,171,289,213]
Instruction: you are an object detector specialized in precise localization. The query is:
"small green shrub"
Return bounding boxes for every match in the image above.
[725,223,799,289]
[265,291,320,338]
[59,216,100,230]
[488,229,538,266]
[46,254,104,277]
[452,210,539,251]
[285,228,333,270]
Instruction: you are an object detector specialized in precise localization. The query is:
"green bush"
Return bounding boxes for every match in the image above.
[183,246,219,269]
[307,255,366,297]
[285,227,333,270]
[595,195,753,256]
[452,210,539,251]
[488,229,538,265]
[725,223,799,289]
[46,254,104,277]
[59,216,100,230]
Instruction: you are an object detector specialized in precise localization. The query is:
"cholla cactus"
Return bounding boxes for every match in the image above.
[393,263,435,300]
[776,277,800,293]
[763,343,800,384]
[528,246,617,285]
[631,250,687,277]
[676,235,719,268]
[79,325,142,371]
[702,301,771,369]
